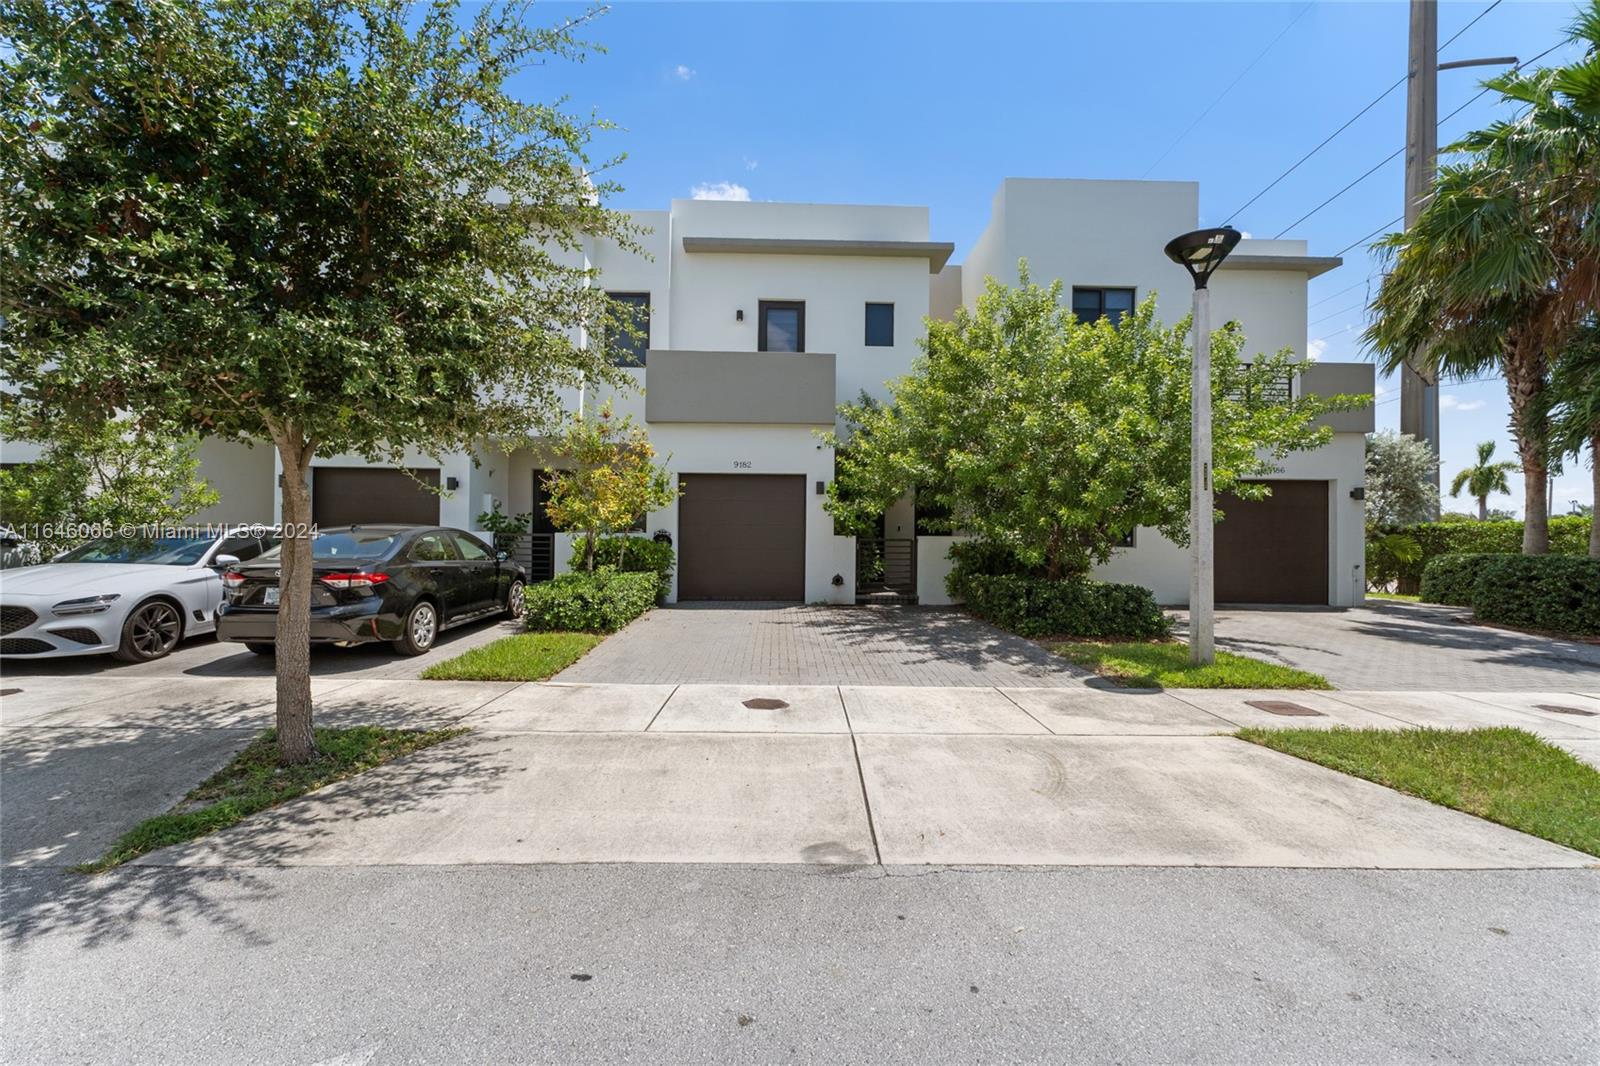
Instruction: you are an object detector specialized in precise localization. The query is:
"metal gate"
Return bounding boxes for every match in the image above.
[856,537,916,604]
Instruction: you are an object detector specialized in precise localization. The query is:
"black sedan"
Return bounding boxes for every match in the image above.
[216,525,526,656]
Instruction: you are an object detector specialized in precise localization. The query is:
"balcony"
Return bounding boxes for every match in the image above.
[644,349,838,425]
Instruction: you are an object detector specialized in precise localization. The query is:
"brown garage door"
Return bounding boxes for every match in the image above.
[678,474,805,601]
[312,467,440,526]
[1215,480,1329,604]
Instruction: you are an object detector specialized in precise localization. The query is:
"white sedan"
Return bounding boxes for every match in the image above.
[0,529,279,662]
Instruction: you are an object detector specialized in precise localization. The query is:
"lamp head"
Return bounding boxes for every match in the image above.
[1163,226,1243,290]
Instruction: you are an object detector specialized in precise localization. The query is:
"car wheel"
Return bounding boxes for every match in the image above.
[392,600,438,656]
[244,643,275,656]
[112,599,184,662]
[504,579,526,620]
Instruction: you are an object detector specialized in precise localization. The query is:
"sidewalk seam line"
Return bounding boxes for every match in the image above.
[643,684,678,732]
[840,685,884,865]
[993,686,1056,734]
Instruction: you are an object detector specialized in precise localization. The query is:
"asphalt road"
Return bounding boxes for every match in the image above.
[4,864,1595,1065]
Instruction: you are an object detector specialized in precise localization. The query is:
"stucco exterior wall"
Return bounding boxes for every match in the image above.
[188,438,276,525]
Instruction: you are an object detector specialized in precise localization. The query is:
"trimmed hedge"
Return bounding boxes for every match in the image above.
[1471,555,1600,636]
[1368,515,1591,592]
[946,538,1169,639]
[523,567,658,633]
[573,536,675,602]
[1419,553,1513,607]
[959,573,1171,639]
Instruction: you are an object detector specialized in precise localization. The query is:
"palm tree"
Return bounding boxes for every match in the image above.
[1549,325,1600,554]
[1365,5,1600,554]
[1450,441,1519,520]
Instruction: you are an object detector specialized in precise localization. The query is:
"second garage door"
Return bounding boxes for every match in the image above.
[312,467,441,527]
[1215,480,1329,605]
[678,474,806,601]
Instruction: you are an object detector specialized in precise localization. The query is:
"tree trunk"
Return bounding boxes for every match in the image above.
[1503,335,1549,555]
[1592,431,1600,558]
[272,430,317,765]
[1477,496,1487,522]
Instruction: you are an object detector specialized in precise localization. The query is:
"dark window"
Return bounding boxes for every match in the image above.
[215,534,278,563]
[451,533,491,561]
[1072,287,1136,325]
[865,302,894,347]
[758,300,805,352]
[408,532,458,562]
[607,292,650,367]
[1115,528,1136,548]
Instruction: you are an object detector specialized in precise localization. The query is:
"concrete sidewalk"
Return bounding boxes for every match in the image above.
[8,676,1593,872]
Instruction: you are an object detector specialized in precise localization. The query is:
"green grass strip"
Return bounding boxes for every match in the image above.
[419,631,601,681]
[77,725,466,873]
[1239,726,1600,856]
[1050,640,1332,689]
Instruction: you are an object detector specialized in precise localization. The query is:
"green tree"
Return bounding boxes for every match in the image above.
[1365,6,1600,555]
[1,0,634,763]
[0,418,220,556]
[1549,325,1600,555]
[828,267,1363,579]
[543,403,676,571]
[1449,441,1519,522]
[1365,430,1441,527]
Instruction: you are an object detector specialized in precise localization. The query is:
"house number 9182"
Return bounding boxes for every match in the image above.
[732,460,753,469]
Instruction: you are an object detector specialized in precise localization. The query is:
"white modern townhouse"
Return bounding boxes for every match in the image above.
[7,177,1375,607]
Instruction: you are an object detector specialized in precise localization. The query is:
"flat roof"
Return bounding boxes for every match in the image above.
[681,236,955,273]
[1217,254,1344,279]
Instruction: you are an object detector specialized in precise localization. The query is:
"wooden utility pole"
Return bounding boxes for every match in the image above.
[1402,0,1441,514]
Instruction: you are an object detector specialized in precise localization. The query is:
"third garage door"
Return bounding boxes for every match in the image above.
[678,474,805,601]
[1214,480,1329,604]
[312,467,440,527]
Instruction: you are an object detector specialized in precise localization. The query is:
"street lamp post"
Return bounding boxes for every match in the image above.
[1164,226,1242,666]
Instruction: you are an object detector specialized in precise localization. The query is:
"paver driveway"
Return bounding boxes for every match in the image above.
[555,604,1087,686]
[1182,601,1600,691]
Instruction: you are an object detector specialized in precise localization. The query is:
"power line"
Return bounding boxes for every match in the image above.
[1308,278,1370,308]
[1141,3,1313,178]
[1309,301,1368,327]
[1336,215,1403,257]
[1225,0,1507,224]
[1314,37,1567,259]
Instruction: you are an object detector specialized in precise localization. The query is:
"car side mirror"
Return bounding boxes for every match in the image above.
[495,550,510,562]
[213,554,241,568]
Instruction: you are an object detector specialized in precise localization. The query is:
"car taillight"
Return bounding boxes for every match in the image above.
[318,572,390,589]
[222,571,246,587]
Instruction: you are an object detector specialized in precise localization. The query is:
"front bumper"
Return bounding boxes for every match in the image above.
[216,599,401,645]
[0,601,120,658]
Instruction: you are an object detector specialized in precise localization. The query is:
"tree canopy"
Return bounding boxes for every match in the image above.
[828,267,1363,579]
[0,0,634,761]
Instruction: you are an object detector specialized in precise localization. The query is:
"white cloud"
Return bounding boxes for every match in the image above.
[1307,338,1327,360]
[1374,382,1387,397]
[670,64,695,81]
[1239,230,1254,239]
[1440,395,1485,412]
[691,181,750,201]
[743,156,759,171]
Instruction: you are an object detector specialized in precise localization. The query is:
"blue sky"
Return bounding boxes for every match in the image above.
[527,0,1592,517]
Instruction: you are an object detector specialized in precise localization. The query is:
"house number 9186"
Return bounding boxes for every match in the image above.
[732,460,753,469]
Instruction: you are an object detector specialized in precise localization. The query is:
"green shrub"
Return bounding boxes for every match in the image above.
[1368,515,1591,592]
[572,535,675,602]
[959,573,1171,639]
[1419,553,1513,607]
[946,539,1039,602]
[1470,555,1600,636]
[523,567,658,633]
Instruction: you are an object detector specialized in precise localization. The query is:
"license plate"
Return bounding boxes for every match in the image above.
[263,587,280,606]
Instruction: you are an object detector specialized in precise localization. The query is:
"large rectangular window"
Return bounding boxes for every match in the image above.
[607,292,651,366]
[865,302,894,347]
[758,300,805,352]
[1071,287,1136,325]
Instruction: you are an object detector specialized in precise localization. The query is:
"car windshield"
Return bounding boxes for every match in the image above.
[257,531,400,563]
[56,535,214,566]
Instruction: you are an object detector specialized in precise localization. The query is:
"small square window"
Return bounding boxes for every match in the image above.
[865,302,894,347]
[1072,287,1136,325]
[1116,528,1136,549]
[759,300,805,352]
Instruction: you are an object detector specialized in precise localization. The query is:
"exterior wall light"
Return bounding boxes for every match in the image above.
[1163,225,1242,666]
